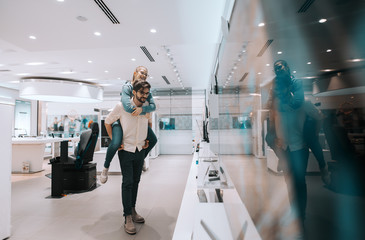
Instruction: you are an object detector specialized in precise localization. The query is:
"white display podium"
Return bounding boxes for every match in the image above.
[173,142,261,239]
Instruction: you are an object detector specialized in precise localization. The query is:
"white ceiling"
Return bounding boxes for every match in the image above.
[217,0,365,94]
[0,0,226,93]
[1,0,365,98]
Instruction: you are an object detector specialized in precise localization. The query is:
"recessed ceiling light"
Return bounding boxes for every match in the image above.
[57,0,65,2]
[150,29,157,33]
[347,58,364,62]
[321,69,335,72]
[303,76,317,79]
[29,35,36,40]
[16,73,30,76]
[104,70,109,73]
[150,76,154,79]
[293,71,297,73]
[277,51,282,54]
[88,60,92,63]
[258,22,265,27]
[307,62,312,65]
[131,58,136,61]
[59,71,75,74]
[319,18,327,23]
[84,78,97,81]
[100,83,112,86]
[266,64,270,66]
[117,77,121,80]
[0,64,4,67]
[94,32,101,36]
[326,49,332,52]
[233,66,237,70]
[25,62,46,66]
[9,80,20,83]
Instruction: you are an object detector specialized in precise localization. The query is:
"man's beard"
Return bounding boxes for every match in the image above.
[136,95,146,103]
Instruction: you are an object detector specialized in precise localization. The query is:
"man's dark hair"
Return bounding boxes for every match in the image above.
[133,79,151,92]
[273,60,290,75]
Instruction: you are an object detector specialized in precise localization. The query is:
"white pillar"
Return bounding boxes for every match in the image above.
[0,101,14,239]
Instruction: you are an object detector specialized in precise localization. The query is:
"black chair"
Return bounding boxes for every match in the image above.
[50,123,99,197]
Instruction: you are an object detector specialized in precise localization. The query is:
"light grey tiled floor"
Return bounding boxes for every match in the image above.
[11,155,192,240]
[12,154,363,240]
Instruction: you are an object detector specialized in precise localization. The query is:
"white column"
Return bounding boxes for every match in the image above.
[0,102,14,239]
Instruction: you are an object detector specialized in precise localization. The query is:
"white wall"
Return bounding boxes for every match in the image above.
[210,129,253,154]
[159,130,193,154]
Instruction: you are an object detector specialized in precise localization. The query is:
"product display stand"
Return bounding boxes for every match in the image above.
[172,141,261,239]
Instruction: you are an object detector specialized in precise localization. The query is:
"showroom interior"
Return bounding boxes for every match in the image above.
[1,0,365,239]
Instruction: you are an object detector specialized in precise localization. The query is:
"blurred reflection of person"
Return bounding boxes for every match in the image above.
[303,100,330,185]
[267,60,308,232]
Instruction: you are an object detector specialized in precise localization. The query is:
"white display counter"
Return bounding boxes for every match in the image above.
[173,142,261,239]
[12,137,79,173]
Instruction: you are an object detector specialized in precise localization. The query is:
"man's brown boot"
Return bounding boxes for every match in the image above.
[132,207,145,223]
[124,215,136,235]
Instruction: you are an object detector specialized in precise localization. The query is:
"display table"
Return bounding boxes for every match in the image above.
[173,142,261,239]
[12,137,79,173]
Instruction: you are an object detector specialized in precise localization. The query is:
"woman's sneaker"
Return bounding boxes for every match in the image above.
[100,168,109,184]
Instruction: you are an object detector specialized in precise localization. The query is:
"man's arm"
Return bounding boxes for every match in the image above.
[278,79,304,112]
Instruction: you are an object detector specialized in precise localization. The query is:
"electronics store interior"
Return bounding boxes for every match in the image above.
[0,0,364,239]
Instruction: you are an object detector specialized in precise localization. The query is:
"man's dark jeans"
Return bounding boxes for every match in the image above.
[118,148,145,217]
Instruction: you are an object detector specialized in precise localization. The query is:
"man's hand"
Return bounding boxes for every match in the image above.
[118,144,124,151]
[132,107,143,116]
[142,140,149,149]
